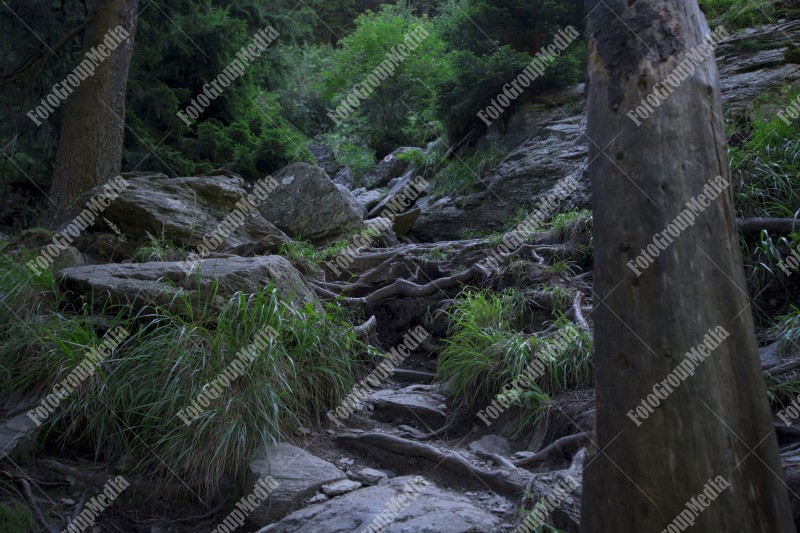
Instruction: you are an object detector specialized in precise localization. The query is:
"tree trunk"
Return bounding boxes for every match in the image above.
[580,1,795,531]
[49,0,138,225]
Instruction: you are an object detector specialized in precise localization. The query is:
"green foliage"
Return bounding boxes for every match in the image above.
[320,3,448,154]
[0,263,362,500]
[431,142,508,197]
[133,231,186,262]
[732,88,800,218]
[436,290,593,428]
[0,501,36,532]
[698,0,783,29]
[766,307,800,403]
[549,209,593,243]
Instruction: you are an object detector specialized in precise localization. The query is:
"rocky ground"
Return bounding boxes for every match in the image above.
[1,19,800,533]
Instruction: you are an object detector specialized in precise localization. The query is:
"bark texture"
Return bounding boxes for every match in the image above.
[50,0,138,224]
[580,1,795,531]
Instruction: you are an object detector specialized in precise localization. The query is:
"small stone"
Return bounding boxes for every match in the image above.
[61,498,76,506]
[338,457,354,466]
[297,426,312,436]
[321,479,362,497]
[326,429,336,435]
[349,468,388,485]
[307,493,329,504]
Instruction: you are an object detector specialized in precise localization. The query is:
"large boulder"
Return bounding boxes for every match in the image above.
[247,443,347,525]
[256,475,502,533]
[414,116,590,241]
[258,163,364,244]
[57,256,316,315]
[361,147,416,189]
[84,171,287,251]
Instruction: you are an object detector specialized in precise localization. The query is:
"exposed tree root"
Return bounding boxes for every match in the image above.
[336,432,530,497]
[514,432,591,467]
[19,478,58,533]
[565,291,591,332]
[737,217,799,235]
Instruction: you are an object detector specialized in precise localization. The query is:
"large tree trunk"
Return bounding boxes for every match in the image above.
[49,0,138,224]
[580,1,795,532]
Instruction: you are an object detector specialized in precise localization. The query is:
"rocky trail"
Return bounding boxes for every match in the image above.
[2,18,800,531]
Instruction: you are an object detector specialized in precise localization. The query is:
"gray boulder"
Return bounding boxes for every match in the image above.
[247,443,347,524]
[57,256,316,314]
[361,147,415,189]
[309,143,343,178]
[256,476,502,533]
[333,167,355,190]
[86,172,287,251]
[258,163,364,244]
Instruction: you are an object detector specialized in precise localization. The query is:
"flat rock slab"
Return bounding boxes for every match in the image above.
[348,468,388,485]
[248,443,347,524]
[321,479,362,496]
[257,475,502,533]
[368,385,447,428]
[0,413,40,460]
[58,256,317,315]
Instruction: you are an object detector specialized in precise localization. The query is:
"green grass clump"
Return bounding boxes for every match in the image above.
[0,501,36,532]
[549,209,593,244]
[699,0,779,29]
[0,257,362,500]
[436,290,593,429]
[430,143,508,197]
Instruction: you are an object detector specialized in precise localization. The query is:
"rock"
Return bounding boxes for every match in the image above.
[76,232,137,262]
[366,172,429,219]
[308,144,343,178]
[414,125,590,241]
[0,413,40,460]
[361,147,415,189]
[353,189,385,212]
[391,207,420,236]
[348,468,388,485]
[50,246,85,274]
[256,476,502,533]
[247,443,347,524]
[368,385,447,428]
[306,493,329,505]
[321,479,362,496]
[716,21,800,118]
[333,167,355,190]
[364,217,400,247]
[57,256,317,315]
[258,163,364,243]
[86,172,287,251]
[468,435,513,456]
[338,457,355,466]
